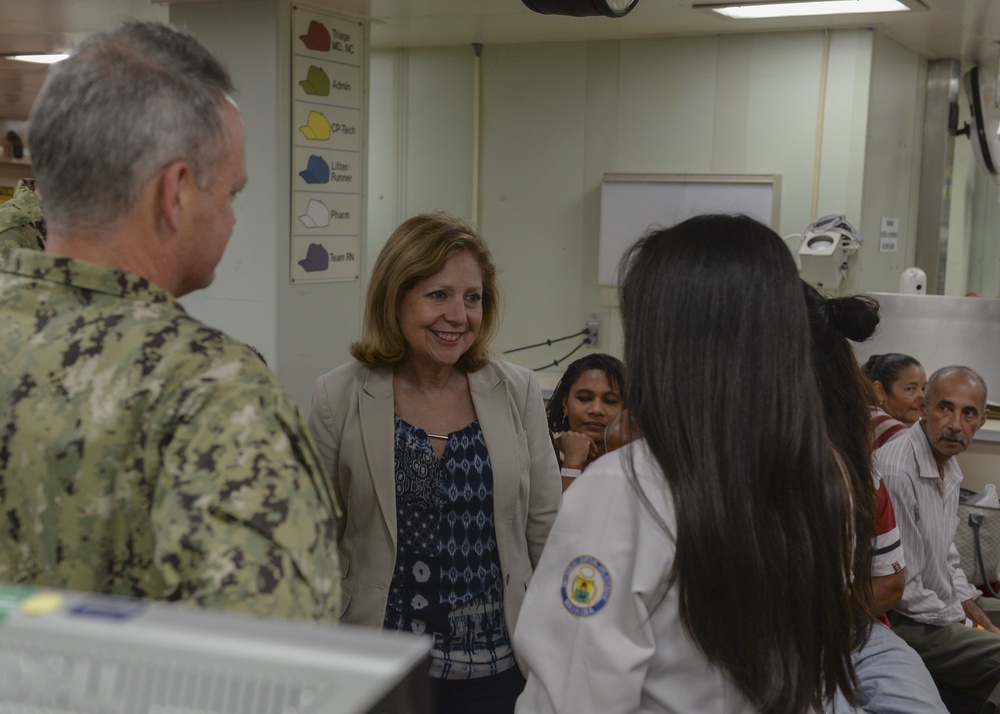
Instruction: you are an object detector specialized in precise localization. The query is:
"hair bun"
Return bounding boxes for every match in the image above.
[826,295,879,342]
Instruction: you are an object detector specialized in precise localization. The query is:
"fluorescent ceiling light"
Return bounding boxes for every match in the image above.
[710,0,909,19]
[9,54,69,64]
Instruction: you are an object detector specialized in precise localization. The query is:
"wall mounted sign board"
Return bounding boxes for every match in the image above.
[598,173,780,285]
[290,5,364,284]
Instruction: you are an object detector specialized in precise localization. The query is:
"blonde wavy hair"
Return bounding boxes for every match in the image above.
[351,211,500,372]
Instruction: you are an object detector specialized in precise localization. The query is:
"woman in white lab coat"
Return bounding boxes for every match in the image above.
[514,214,864,714]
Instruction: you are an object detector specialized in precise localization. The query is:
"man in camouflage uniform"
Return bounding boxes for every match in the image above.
[0,178,46,266]
[0,22,340,622]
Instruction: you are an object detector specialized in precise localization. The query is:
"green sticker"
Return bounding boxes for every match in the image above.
[0,584,35,623]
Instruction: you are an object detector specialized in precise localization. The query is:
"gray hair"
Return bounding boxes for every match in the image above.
[926,365,988,406]
[28,22,234,233]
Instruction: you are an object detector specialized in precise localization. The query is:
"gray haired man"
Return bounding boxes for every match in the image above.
[0,22,339,621]
[877,366,1000,711]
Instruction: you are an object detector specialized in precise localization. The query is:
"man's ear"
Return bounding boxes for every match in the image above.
[158,159,191,232]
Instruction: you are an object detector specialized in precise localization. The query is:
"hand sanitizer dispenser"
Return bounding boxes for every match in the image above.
[899,267,926,295]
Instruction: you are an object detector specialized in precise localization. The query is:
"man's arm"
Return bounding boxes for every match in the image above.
[150,357,340,622]
[871,479,905,614]
[949,538,981,602]
[963,598,1000,633]
[949,540,998,631]
[873,571,905,614]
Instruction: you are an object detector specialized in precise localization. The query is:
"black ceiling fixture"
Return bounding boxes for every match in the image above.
[521,0,639,18]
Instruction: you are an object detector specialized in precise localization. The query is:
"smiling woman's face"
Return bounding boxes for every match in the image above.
[397,250,482,372]
[562,370,622,449]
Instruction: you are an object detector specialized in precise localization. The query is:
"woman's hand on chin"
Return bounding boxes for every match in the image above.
[556,430,599,470]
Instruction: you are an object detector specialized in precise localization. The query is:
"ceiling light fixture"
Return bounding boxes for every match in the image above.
[7,54,69,64]
[521,0,639,18]
[707,0,911,19]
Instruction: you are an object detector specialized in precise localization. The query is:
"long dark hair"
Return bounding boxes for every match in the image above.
[546,353,625,433]
[803,283,879,629]
[619,214,859,713]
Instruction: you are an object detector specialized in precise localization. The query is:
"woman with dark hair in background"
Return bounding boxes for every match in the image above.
[514,214,864,714]
[804,283,946,714]
[863,353,927,448]
[545,353,624,490]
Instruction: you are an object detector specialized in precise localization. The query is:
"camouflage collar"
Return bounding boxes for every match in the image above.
[4,249,177,306]
[14,178,37,196]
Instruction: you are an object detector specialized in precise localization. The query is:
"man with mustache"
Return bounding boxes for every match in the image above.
[876,365,1000,711]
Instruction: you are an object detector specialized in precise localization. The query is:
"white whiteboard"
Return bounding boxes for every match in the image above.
[598,173,781,285]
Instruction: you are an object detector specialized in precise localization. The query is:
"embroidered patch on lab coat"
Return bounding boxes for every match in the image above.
[562,555,611,616]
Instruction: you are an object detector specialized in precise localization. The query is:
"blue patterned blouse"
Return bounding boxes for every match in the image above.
[384,415,515,680]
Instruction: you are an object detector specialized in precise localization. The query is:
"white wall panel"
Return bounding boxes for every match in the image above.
[855,31,925,295]
[366,29,931,379]
[480,43,589,366]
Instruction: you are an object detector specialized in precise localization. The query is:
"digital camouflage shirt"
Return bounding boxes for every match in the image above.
[0,249,340,621]
[0,179,46,267]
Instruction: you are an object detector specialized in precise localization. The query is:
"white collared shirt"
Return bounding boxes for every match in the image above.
[515,441,759,714]
[875,422,978,625]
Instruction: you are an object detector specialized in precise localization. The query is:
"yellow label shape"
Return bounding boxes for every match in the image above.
[299,111,331,141]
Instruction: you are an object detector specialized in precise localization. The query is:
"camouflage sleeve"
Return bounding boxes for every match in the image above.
[0,182,47,267]
[0,228,46,267]
[147,356,340,622]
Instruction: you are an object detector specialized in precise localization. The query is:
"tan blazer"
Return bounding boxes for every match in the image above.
[308,357,561,638]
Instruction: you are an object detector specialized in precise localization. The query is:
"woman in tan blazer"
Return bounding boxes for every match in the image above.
[308,211,560,714]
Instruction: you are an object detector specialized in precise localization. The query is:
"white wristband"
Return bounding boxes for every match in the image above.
[561,467,583,478]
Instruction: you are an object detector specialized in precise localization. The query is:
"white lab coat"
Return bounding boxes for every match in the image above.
[513,440,757,714]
